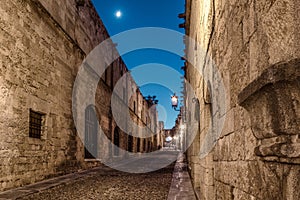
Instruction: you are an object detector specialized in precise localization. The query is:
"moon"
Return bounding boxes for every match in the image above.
[115,10,122,18]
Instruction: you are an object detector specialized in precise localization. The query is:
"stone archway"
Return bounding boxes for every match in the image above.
[84,105,98,159]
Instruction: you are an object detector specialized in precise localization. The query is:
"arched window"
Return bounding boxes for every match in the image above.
[148,141,151,152]
[84,105,98,159]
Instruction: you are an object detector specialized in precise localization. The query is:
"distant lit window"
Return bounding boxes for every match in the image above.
[29,109,44,139]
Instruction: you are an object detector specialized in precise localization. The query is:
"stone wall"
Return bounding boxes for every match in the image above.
[0,0,160,191]
[183,0,300,199]
[0,0,87,190]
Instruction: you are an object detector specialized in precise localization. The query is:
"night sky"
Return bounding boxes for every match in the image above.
[91,0,185,129]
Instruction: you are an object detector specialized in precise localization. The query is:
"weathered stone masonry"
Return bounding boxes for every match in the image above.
[0,0,160,191]
[182,0,300,199]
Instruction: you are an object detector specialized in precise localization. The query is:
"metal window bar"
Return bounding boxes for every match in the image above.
[29,110,43,139]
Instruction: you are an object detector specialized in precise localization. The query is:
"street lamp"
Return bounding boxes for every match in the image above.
[171,93,180,111]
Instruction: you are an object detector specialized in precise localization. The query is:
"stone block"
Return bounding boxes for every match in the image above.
[233,188,256,200]
[197,185,215,200]
[261,0,298,65]
[228,131,245,161]
[284,165,300,200]
[244,128,257,161]
[215,181,233,200]
[215,136,230,161]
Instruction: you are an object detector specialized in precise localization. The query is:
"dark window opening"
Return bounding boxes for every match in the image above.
[143,139,146,152]
[137,138,141,152]
[105,68,108,84]
[114,127,120,156]
[128,135,133,152]
[148,141,151,152]
[29,109,44,139]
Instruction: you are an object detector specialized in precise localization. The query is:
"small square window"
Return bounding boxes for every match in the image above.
[29,109,44,139]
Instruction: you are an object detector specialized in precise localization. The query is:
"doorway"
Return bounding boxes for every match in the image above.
[84,105,98,159]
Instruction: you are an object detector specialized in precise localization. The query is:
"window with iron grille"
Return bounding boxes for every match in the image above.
[29,109,44,139]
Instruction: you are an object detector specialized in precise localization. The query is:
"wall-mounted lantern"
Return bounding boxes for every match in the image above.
[171,93,180,111]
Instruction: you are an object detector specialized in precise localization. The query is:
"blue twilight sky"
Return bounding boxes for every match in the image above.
[91,0,185,129]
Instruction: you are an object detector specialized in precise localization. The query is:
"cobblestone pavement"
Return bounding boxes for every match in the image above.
[15,151,180,200]
[18,165,174,200]
[0,151,196,200]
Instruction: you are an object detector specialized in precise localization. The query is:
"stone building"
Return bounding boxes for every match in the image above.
[181,0,300,199]
[164,110,186,151]
[158,121,165,149]
[0,0,160,191]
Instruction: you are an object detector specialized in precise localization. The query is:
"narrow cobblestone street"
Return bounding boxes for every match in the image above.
[19,166,174,200]
[0,152,196,200]
[1,0,298,199]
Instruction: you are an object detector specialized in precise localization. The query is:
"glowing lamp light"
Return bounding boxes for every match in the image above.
[166,136,172,142]
[171,96,178,106]
[171,93,180,111]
